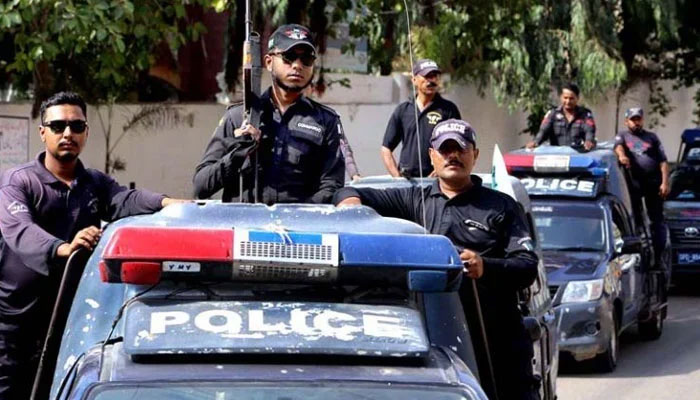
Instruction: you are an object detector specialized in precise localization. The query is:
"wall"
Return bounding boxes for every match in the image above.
[1,76,697,198]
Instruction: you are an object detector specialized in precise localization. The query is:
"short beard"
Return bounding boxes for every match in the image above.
[51,149,78,162]
[272,70,312,93]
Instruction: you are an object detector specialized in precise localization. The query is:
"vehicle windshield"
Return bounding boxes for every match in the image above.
[533,204,606,251]
[87,383,475,400]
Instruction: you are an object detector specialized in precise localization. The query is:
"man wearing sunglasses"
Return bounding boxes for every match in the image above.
[0,91,185,399]
[194,24,347,204]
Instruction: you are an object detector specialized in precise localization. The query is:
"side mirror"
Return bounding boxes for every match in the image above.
[523,316,543,342]
[618,236,642,255]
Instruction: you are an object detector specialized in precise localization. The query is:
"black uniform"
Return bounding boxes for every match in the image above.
[0,153,165,399]
[534,105,596,147]
[382,94,461,177]
[193,88,345,204]
[334,177,539,399]
[615,128,668,258]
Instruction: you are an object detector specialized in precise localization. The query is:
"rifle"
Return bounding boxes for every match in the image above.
[241,0,262,202]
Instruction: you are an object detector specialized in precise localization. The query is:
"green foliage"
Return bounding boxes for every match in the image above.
[1,0,216,106]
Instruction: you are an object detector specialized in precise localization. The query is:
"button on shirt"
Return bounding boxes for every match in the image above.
[615,128,667,184]
[334,177,538,325]
[534,105,596,146]
[193,87,345,204]
[0,153,165,320]
[382,94,461,177]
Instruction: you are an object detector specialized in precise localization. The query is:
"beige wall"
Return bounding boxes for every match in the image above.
[1,77,697,198]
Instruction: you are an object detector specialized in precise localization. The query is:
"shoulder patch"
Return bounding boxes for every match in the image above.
[308,98,339,117]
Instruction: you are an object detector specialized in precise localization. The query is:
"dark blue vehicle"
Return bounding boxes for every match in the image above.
[37,203,488,400]
[665,129,700,278]
[506,144,670,372]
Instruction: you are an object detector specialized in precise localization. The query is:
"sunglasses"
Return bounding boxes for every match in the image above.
[43,120,87,134]
[270,51,316,67]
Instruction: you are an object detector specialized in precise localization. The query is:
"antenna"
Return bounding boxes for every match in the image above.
[402,0,427,233]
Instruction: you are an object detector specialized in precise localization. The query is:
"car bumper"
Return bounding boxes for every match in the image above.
[554,299,615,362]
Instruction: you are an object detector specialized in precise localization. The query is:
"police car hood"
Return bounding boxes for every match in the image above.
[111,201,427,234]
[664,200,700,221]
[543,251,606,282]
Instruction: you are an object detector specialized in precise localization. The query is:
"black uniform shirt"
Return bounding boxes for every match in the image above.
[382,94,461,177]
[534,105,596,146]
[0,153,165,320]
[615,128,667,184]
[193,87,345,204]
[334,176,538,329]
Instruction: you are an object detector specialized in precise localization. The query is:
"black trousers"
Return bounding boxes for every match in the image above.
[630,178,667,264]
[0,319,44,400]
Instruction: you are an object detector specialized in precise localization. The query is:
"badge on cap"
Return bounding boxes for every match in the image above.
[285,28,308,40]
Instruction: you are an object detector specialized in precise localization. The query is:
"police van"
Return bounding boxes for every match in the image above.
[665,129,700,279]
[351,173,559,400]
[505,145,670,372]
[34,203,488,400]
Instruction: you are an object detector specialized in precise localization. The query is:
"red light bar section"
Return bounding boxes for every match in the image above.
[102,227,234,262]
[503,154,534,174]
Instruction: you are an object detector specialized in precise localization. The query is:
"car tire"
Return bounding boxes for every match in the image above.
[594,315,619,373]
[639,310,664,340]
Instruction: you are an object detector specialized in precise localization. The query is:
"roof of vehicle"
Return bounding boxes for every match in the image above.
[51,203,469,398]
[681,129,700,144]
[506,143,634,214]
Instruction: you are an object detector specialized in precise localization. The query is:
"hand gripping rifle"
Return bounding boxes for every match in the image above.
[240,0,262,203]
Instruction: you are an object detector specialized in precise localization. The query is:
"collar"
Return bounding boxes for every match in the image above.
[428,175,483,198]
[262,86,313,112]
[34,152,87,185]
[411,93,443,106]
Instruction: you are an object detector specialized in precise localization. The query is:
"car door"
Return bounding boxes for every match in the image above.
[611,203,643,328]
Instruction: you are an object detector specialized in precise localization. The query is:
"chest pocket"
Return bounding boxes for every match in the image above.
[286,117,325,166]
[448,215,503,255]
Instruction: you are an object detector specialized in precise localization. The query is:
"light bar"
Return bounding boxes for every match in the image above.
[98,226,463,292]
[504,154,604,175]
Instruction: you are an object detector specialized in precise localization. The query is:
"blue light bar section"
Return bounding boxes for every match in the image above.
[568,155,599,169]
[682,129,700,143]
[339,232,462,292]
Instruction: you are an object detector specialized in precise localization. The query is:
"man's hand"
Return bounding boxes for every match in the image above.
[57,226,102,257]
[525,141,537,150]
[659,181,670,199]
[618,155,631,168]
[584,140,595,151]
[161,198,192,208]
[234,120,262,141]
[460,248,484,279]
[337,197,362,207]
[351,174,362,182]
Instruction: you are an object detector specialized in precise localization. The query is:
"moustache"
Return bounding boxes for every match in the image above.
[426,82,438,88]
[445,159,464,168]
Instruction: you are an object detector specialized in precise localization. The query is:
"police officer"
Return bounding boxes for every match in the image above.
[527,83,597,150]
[336,119,539,400]
[0,91,185,399]
[614,107,669,261]
[193,24,345,204]
[381,59,461,178]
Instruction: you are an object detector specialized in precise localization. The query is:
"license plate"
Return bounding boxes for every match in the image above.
[234,229,339,266]
[678,252,700,264]
[124,300,429,357]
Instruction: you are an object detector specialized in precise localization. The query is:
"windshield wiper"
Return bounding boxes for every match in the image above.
[544,246,601,252]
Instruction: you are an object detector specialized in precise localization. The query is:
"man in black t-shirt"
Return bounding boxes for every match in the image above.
[614,107,669,261]
[381,59,461,178]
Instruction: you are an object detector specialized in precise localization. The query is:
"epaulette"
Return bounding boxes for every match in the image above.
[308,98,339,117]
[226,101,244,110]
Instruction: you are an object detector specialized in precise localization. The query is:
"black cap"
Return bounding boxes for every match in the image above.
[625,107,644,119]
[268,24,316,53]
[431,119,477,149]
[413,59,441,76]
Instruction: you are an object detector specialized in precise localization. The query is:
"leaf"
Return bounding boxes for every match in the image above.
[175,4,185,18]
[115,37,125,52]
[133,24,145,37]
[213,0,227,13]
[8,11,21,25]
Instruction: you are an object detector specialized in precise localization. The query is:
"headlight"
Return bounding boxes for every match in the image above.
[560,279,604,303]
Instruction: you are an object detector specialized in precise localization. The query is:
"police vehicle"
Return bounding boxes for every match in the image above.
[351,173,559,400]
[505,144,670,372]
[666,129,700,279]
[36,203,489,400]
